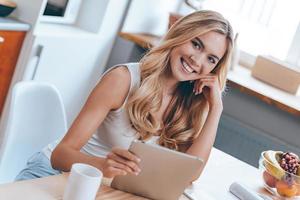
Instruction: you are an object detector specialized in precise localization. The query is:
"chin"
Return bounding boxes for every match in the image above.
[171,69,186,82]
[174,66,192,82]
[170,58,194,82]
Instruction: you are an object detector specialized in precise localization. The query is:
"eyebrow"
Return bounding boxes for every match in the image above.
[195,37,220,61]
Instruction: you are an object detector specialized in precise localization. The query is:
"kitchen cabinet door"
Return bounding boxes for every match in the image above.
[27,35,109,125]
[0,31,26,116]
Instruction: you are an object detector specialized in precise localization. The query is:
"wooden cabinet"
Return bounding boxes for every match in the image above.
[0,31,26,116]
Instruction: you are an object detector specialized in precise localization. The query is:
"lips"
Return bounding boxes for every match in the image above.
[180,57,195,73]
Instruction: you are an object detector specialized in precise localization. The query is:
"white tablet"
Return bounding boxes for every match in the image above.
[111,140,203,200]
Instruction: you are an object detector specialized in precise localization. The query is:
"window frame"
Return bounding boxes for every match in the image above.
[286,22,300,68]
[200,0,300,69]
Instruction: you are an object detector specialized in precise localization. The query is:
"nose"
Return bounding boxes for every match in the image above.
[189,54,204,73]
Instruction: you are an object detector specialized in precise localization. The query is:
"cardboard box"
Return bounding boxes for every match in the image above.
[251,55,300,94]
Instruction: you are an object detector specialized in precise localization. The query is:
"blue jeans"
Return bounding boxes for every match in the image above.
[15,152,61,181]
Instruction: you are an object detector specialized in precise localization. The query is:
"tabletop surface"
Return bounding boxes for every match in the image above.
[0,148,276,200]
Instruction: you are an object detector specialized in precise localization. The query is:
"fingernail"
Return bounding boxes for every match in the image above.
[137,158,141,162]
[135,172,139,175]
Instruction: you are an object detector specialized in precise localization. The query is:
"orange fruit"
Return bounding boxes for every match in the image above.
[276,180,298,197]
[296,184,300,196]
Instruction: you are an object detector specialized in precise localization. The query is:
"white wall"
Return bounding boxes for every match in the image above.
[107,0,183,68]
[122,0,182,36]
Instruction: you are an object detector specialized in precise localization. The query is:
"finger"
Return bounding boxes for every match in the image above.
[197,77,216,82]
[196,80,215,95]
[193,76,215,88]
[193,78,215,94]
[195,74,216,79]
[202,75,220,85]
[107,159,132,173]
[106,166,127,178]
[195,79,208,94]
[190,74,207,80]
[198,75,215,79]
[198,82,205,95]
[198,80,215,90]
[107,159,138,175]
[107,152,141,173]
[193,80,202,95]
[201,82,215,93]
[112,148,141,163]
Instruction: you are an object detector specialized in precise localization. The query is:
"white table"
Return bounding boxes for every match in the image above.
[0,148,276,200]
[194,148,266,199]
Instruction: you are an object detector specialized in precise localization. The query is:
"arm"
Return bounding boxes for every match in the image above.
[186,74,223,178]
[51,66,140,178]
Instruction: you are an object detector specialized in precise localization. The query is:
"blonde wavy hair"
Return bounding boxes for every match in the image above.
[126,10,234,152]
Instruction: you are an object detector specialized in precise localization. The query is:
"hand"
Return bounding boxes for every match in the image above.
[101,147,141,178]
[193,74,223,111]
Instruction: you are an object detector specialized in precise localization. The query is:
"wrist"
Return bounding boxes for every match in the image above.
[209,104,223,115]
[95,157,105,171]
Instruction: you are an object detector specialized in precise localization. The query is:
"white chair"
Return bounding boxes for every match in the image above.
[0,81,67,183]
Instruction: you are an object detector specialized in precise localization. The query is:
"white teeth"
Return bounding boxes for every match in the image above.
[182,59,193,73]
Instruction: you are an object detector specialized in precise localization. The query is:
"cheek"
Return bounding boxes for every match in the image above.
[169,50,180,67]
[202,65,217,74]
[169,55,176,70]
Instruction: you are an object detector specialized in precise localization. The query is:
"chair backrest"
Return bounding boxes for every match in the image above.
[0,81,67,183]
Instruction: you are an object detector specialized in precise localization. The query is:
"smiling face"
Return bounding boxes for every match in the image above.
[169,31,228,81]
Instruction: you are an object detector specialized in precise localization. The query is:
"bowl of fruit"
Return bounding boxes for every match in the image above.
[259,150,300,198]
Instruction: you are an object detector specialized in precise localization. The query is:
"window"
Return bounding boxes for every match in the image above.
[286,23,300,67]
[201,0,300,67]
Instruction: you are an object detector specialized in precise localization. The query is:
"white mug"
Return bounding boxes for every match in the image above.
[63,163,103,200]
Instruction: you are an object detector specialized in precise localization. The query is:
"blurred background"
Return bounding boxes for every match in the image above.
[0,0,299,173]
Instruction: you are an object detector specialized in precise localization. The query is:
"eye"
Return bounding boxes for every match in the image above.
[208,56,216,64]
[191,40,201,50]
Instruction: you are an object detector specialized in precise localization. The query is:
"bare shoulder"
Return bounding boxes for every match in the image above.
[102,65,131,89]
[105,65,131,81]
[93,65,131,110]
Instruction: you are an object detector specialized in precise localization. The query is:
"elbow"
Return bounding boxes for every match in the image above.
[50,144,63,170]
[190,163,206,183]
[191,170,203,183]
[50,143,77,172]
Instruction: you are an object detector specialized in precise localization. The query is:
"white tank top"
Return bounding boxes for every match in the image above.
[43,63,159,159]
[81,62,160,158]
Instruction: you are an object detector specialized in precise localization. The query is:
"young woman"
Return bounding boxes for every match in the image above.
[16,10,234,180]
